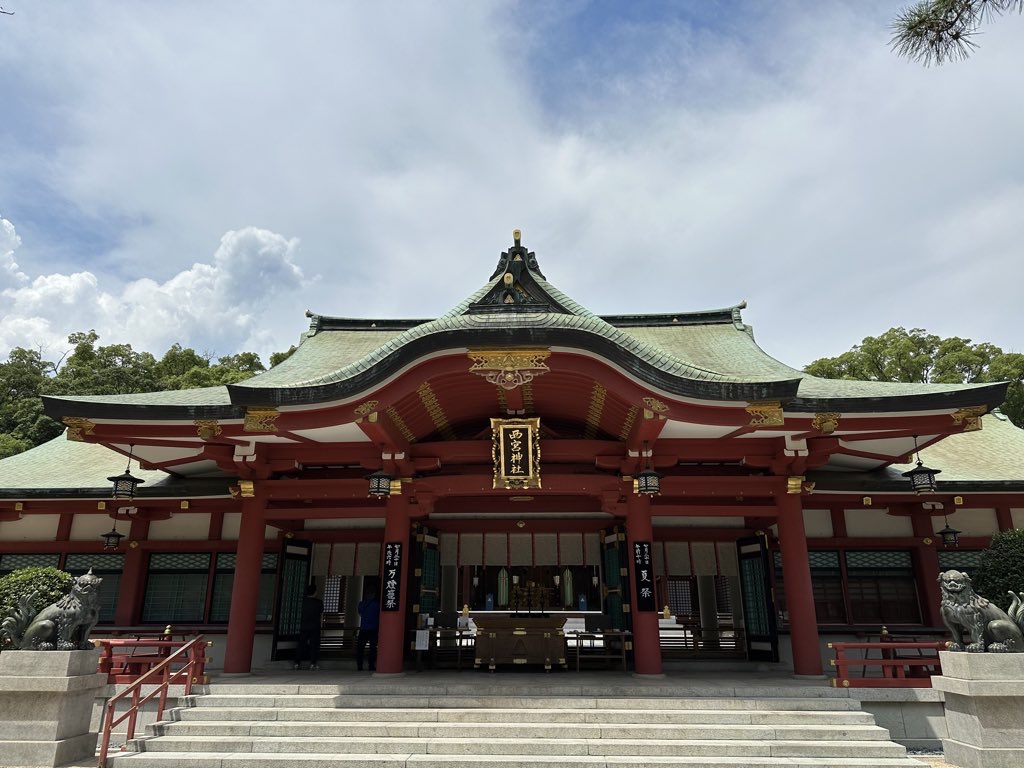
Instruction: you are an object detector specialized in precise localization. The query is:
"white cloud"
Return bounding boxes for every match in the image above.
[1,1,1022,370]
[0,217,27,289]
[0,225,304,362]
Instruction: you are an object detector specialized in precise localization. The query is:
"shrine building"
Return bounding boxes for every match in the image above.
[1,231,1022,677]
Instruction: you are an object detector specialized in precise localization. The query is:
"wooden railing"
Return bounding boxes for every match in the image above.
[97,635,210,768]
[828,640,946,688]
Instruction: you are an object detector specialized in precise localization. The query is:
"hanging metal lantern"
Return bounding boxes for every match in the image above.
[902,436,941,494]
[107,445,144,499]
[366,469,392,498]
[938,517,961,548]
[635,467,661,496]
[902,459,941,494]
[100,522,125,550]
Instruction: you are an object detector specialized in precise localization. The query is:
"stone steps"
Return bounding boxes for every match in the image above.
[105,682,928,768]
[172,706,878,725]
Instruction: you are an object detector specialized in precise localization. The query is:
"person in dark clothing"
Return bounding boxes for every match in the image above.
[294,583,323,670]
[356,589,380,671]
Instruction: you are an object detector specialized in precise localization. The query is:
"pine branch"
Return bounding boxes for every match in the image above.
[891,0,1023,65]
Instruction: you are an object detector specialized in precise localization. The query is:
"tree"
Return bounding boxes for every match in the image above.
[0,347,60,458]
[46,331,160,396]
[805,327,1024,427]
[970,529,1024,612]
[892,0,1023,65]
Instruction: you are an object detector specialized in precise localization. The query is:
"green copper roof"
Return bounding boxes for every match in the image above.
[40,235,1007,419]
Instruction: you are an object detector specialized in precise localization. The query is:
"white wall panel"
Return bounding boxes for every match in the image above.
[147,513,211,541]
[0,514,59,542]
[802,508,833,538]
[942,508,998,537]
[844,509,914,537]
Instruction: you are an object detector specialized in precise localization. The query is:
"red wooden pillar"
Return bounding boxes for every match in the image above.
[223,488,267,673]
[776,493,822,676]
[910,510,943,626]
[114,517,150,626]
[996,506,1014,532]
[625,494,663,676]
[375,494,411,675]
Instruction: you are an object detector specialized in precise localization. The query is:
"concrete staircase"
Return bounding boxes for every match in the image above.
[106,679,929,767]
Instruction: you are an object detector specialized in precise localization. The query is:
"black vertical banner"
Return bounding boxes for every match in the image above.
[632,540,656,612]
[382,541,403,612]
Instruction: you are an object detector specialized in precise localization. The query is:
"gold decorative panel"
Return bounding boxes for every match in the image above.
[62,417,95,442]
[951,405,986,432]
[354,400,379,417]
[243,408,279,432]
[195,420,222,440]
[468,349,551,390]
[746,401,784,427]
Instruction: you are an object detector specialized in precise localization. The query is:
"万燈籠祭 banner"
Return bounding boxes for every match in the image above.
[382,542,403,611]
[491,417,541,490]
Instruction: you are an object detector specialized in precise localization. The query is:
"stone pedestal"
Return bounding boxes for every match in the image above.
[0,649,106,767]
[932,651,1024,768]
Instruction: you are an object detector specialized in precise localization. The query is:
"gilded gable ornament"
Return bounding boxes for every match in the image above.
[811,412,841,434]
[62,417,96,442]
[951,406,986,432]
[745,401,784,427]
[194,420,222,440]
[468,349,551,391]
[243,408,279,432]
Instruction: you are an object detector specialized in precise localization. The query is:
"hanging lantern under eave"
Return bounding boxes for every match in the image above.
[366,470,392,498]
[902,460,941,494]
[100,525,125,550]
[635,468,661,496]
[938,520,961,548]
[107,469,145,500]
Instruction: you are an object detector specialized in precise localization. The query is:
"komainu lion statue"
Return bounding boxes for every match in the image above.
[0,569,102,650]
[939,569,1024,653]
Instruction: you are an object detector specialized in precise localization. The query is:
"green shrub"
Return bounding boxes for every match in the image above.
[971,529,1024,612]
[0,566,75,621]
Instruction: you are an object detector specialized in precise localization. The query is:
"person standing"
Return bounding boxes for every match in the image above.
[294,583,323,670]
[356,588,380,671]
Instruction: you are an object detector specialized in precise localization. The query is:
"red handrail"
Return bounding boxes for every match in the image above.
[97,635,209,768]
[828,640,946,688]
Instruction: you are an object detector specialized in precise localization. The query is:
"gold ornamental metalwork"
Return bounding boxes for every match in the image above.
[642,397,669,414]
[745,401,784,427]
[786,476,805,494]
[491,417,542,490]
[354,400,379,418]
[951,405,985,431]
[63,417,96,442]
[811,412,841,434]
[583,383,607,440]
[237,480,255,498]
[243,408,279,432]
[194,420,222,440]
[417,382,456,441]
[468,349,551,391]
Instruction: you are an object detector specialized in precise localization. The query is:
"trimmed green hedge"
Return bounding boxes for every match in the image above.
[971,529,1024,612]
[0,566,75,622]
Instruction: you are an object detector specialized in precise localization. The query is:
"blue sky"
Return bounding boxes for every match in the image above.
[1,1,1022,370]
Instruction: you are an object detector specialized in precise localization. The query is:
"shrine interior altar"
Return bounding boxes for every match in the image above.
[472,614,568,671]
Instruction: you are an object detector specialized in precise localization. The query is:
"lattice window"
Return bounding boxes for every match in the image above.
[774,550,846,624]
[0,553,60,573]
[846,550,919,624]
[143,553,212,623]
[210,551,277,623]
[846,550,913,570]
[938,550,984,574]
[65,553,124,623]
[667,576,694,616]
[149,553,211,570]
[323,575,345,614]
